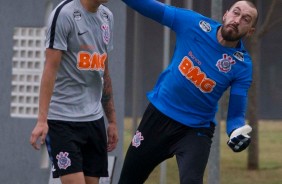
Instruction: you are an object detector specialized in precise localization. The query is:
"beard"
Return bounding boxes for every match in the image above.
[221,24,247,41]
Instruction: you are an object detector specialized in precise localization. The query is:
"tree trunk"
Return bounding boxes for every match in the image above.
[247,36,260,170]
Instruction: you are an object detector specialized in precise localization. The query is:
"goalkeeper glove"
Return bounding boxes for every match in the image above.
[227,125,252,152]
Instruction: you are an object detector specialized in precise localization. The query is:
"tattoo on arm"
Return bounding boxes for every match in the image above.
[101,59,116,124]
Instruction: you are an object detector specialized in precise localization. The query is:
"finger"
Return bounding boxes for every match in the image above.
[228,137,251,152]
[230,136,240,144]
[231,134,249,143]
[40,133,47,145]
[107,136,113,151]
[29,134,35,145]
[30,134,40,150]
[31,141,40,150]
[107,143,114,152]
[108,143,117,152]
[237,134,249,140]
[107,137,118,152]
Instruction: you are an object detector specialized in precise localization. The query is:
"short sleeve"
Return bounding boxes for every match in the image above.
[107,12,114,52]
[45,9,71,51]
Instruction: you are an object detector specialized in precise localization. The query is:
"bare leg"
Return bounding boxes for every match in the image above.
[85,176,99,184]
[60,172,86,184]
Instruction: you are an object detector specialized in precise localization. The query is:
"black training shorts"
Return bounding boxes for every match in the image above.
[46,117,108,178]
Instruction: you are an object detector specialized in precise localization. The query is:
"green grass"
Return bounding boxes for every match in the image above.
[122,119,282,184]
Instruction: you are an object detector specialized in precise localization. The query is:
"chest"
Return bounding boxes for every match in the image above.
[173,32,242,90]
[68,10,111,54]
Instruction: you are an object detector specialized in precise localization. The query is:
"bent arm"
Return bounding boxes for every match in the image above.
[226,94,247,136]
[122,0,165,23]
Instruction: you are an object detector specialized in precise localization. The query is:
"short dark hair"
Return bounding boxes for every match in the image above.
[229,0,259,27]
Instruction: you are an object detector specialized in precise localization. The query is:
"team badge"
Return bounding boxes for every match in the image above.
[199,20,211,32]
[100,10,110,22]
[101,24,110,45]
[233,51,244,62]
[73,10,82,21]
[132,130,144,148]
[56,152,71,170]
[216,54,236,73]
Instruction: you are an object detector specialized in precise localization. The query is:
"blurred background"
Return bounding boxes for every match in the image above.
[0,0,281,184]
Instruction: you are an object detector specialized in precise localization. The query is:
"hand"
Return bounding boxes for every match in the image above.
[30,122,49,150]
[107,123,118,152]
[227,125,252,152]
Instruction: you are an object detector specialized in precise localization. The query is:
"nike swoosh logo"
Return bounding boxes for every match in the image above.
[51,165,56,172]
[78,31,88,36]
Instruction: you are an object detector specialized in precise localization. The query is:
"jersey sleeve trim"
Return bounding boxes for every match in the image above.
[48,0,73,49]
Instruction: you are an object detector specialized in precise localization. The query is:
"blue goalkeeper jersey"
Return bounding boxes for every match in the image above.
[147,6,252,128]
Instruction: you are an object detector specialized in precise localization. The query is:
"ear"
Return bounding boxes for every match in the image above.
[222,10,228,22]
[246,27,255,37]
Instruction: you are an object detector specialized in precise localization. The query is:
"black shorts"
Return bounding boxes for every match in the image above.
[46,117,108,178]
[119,103,215,184]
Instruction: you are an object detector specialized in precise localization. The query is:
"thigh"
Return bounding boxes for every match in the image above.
[81,118,108,177]
[85,176,99,184]
[46,120,83,178]
[60,172,86,184]
[119,104,186,184]
[176,125,215,184]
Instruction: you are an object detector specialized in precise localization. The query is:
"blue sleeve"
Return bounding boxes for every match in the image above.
[122,0,199,33]
[226,94,247,136]
[122,0,165,23]
[230,59,252,96]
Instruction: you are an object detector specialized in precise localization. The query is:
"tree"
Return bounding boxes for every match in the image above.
[247,0,282,170]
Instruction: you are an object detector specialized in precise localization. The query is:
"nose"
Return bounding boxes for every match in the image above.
[233,16,240,25]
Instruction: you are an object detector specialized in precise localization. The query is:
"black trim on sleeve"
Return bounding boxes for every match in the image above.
[49,0,73,48]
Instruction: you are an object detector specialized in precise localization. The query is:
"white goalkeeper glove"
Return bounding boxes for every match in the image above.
[227,125,252,152]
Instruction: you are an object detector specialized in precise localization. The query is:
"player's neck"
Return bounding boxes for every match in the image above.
[80,0,100,13]
[217,27,239,48]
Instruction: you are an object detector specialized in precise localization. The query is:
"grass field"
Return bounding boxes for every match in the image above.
[122,119,282,184]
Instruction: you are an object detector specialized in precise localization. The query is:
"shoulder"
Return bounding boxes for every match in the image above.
[173,7,207,20]
[172,7,216,27]
[98,4,114,21]
[236,45,253,65]
[52,0,75,19]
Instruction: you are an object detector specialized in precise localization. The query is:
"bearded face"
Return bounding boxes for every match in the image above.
[221,1,257,42]
[221,21,248,41]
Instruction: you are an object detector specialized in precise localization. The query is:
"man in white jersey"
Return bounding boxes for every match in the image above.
[29,0,118,184]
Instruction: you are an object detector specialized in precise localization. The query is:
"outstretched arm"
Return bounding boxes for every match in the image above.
[122,0,166,23]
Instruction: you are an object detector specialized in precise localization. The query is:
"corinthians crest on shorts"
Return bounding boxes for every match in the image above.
[56,152,71,170]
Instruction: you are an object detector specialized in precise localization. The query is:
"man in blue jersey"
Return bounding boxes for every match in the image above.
[29,0,118,184]
[119,0,258,183]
